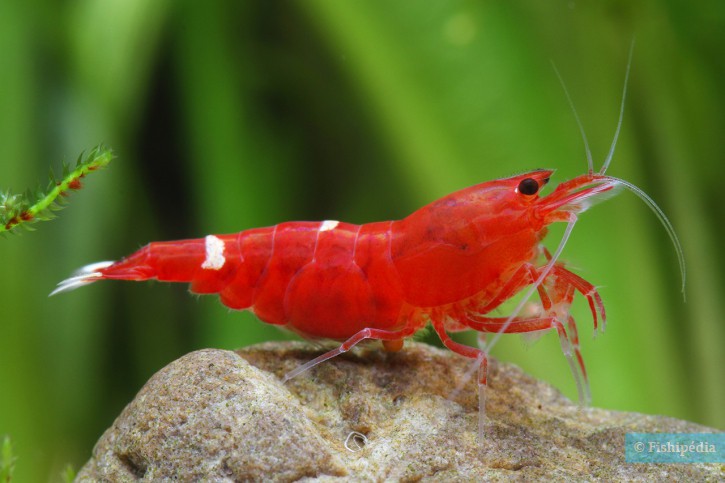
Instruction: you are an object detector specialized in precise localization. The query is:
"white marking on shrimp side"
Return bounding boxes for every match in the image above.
[201,235,226,270]
[320,220,339,232]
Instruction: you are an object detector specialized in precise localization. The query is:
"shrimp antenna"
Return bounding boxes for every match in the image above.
[552,62,594,174]
[600,38,635,174]
[603,175,687,299]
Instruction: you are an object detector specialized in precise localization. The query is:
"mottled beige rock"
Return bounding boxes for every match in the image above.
[77,342,722,481]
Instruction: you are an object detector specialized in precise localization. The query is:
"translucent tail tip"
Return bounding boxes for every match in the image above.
[49,261,115,296]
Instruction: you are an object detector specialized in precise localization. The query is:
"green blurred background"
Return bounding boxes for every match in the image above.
[1,0,723,480]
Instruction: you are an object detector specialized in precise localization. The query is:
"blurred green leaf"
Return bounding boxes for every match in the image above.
[60,464,76,483]
[1,436,16,483]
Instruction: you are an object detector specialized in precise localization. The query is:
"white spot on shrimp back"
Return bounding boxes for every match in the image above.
[201,235,226,270]
[320,220,339,232]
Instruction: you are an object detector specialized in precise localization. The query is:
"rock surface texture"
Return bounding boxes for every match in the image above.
[78,342,722,481]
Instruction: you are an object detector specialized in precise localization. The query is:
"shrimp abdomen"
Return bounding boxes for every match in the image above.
[282,222,374,339]
[248,220,406,339]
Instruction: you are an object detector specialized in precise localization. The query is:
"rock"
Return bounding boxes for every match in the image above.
[77,342,722,481]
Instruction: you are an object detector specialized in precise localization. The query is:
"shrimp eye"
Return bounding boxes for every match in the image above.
[517,178,539,195]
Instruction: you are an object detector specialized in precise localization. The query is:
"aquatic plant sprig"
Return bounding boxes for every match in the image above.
[0,146,113,235]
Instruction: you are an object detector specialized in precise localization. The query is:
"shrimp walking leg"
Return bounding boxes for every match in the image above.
[430,314,490,438]
[282,324,420,382]
[445,257,599,418]
[472,263,543,314]
[468,267,592,405]
[549,265,606,332]
[472,261,605,332]
[477,262,602,391]
[467,313,590,404]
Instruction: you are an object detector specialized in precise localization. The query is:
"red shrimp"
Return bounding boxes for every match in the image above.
[51,48,685,439]
[50,167,683,428]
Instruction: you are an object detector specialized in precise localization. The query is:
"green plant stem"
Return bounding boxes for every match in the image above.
[0,146,113,234]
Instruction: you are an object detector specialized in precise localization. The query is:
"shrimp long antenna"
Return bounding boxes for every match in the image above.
[601,39,635,174]
[552,62,594,174]
[604,175,687,299]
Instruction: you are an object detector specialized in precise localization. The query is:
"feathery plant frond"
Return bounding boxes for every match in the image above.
[0,146,113,235]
